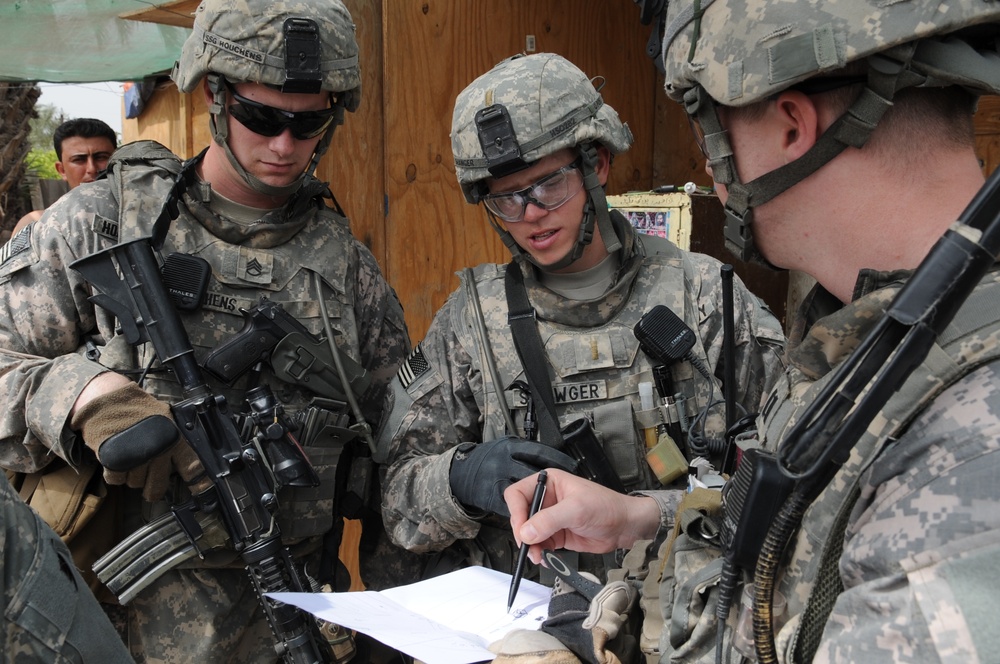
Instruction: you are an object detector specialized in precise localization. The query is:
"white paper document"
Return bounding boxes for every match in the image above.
[268,566,551,664]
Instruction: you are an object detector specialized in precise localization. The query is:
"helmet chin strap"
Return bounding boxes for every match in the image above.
[685,44,914,267]
[207,74,309,199]
[497,143,622,272]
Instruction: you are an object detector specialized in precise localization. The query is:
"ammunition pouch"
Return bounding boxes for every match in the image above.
[278,399,358,541]
[9,460,120,600]
[561,398,649,494]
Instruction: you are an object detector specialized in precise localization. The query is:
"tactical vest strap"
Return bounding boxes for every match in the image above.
[793,483,857,662]
[504,262,565,447]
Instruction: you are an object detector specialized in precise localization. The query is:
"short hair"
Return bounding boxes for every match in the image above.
[53,118,118,160]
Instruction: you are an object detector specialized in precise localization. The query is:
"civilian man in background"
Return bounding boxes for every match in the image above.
[13,117,118,233]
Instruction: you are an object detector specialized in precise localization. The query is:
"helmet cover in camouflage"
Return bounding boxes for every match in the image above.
[661,0,1000,106]
[173,0,361,111]
[452,52,633,203]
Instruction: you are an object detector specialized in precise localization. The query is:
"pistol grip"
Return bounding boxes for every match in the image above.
[203,314,281,383]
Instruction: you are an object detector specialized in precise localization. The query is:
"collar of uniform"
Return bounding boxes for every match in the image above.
[186,174,329,249]
[518,214,644,327]
[851,268,913,302]
[786,279,903,381]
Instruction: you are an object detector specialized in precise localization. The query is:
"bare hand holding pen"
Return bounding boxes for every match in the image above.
[504,468,661,565]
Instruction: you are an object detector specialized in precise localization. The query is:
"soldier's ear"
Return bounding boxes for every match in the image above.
[596,146,611,186]
[772,90,821,161]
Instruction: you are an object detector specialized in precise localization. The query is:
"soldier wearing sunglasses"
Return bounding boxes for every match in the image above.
[375,53,785,583]
[0,0,413,661]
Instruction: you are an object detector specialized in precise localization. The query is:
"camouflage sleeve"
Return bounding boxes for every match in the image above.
[377,291,487,553]
[0,194,112,472]
[632,489,685,538]
[684,252,786,417]
[810,360,1000,662]
[349,240,411,423]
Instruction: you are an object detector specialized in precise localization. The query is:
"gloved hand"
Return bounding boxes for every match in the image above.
[448,436,577,517]
[490,629,581,664]
[71,381,207,502]
[490,572,639,664]
[490,573,638,664]
[541,575,638,664]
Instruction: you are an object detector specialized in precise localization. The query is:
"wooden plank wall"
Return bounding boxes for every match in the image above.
[975,97,1000,176]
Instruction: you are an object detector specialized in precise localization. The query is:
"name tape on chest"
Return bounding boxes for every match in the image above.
[505,380,610,407]
[553,380,608,404]
[91,214,120,241]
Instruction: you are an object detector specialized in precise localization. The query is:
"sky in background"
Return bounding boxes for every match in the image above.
[37,81,125,137]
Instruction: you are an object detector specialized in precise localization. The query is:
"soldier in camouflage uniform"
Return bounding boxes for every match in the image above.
[499,3,1000,664]
[375,53,784,582]
[0,0,410,660]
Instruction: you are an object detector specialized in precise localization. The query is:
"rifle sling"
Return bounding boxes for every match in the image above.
[504,263,564,448]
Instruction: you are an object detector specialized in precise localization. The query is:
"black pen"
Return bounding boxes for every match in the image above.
[508,469,547,612]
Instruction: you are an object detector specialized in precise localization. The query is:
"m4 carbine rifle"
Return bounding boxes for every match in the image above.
[71,236,335,664]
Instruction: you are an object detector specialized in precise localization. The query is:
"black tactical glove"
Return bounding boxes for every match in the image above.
[448,436,577,518]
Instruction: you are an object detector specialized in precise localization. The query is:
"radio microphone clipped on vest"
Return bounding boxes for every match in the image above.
[634,305,699,484]
[161,252,211,311]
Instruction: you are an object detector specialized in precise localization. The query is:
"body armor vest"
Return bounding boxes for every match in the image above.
[92,141,364,541]
[452,231,724,493]
[758,269,1000,662]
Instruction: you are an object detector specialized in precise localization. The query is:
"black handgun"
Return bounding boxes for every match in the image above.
[204,297,371,402]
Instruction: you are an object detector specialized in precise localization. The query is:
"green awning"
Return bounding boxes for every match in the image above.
[0,1,191,83]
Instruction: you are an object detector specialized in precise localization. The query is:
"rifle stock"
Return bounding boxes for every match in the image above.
[72,238,333,664]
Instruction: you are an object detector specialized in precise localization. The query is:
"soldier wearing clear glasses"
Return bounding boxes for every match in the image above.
[374,52,786,582]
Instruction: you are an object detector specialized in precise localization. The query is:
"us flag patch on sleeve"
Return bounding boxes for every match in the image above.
[0,226,31,268]
[397,345,430,389]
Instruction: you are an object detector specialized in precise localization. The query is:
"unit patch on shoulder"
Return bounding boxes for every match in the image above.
[0,226,31,268]
[397,345,430,389]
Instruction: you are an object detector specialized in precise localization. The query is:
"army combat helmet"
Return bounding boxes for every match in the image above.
[660,0,1000,264]
[452,53,633,270]
[172,0,362,198]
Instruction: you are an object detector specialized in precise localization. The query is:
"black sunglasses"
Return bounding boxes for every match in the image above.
[226,82,336,140]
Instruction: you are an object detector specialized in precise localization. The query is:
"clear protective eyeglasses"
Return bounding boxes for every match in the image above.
[482,158,585,222]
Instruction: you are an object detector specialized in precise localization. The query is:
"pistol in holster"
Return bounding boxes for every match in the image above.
[203,297,371,402]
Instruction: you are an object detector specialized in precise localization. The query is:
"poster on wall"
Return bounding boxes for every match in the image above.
[607,191,698,250]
